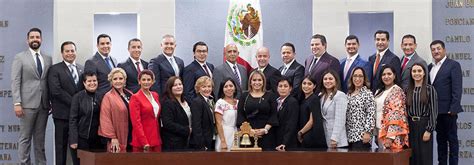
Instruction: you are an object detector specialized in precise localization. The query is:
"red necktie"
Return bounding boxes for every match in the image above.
[373,53,380,77]
[135,62,141,74]
[401,57,409,70]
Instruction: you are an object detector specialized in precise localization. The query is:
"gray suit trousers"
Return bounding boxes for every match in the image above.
[18,107,48,165]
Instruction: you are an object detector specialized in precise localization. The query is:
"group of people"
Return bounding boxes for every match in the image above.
[12,28,462,165]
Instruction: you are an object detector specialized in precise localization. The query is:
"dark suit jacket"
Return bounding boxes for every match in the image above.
[84,52,118,99]
[117,58,149,93]
[148,54,185,95]
[183,60,215,100]
[339,55,370,93]
[253,64,281,93]
[275,96,299,148]
[190,95,216,150]
[212,62,248,98]
[279,61,305,97]
[400,52,427,89]
[428,58,463,114]
[368,49,401,92]
[304,52,340,92]
[160,98,191,150]
[48,61,84,120]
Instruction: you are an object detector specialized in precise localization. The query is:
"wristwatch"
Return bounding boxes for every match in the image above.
[14,103,21,106]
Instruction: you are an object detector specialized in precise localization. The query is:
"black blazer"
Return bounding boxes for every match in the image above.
[300,93,326,148]
[183,60,215,100]
[117,58,149,93]
[84,52,118,99]
[190,95,216,150]
[69,90,98,144]
[47,61,84,120]
[428,58,463,114]
[368,49,401,92]
[279,61,305,97]
[275,96,299,149]
[253,64,282,93]
[148,54,185,95]
[160,98,191,150]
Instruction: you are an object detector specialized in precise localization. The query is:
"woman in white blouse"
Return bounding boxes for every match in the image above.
[214,78,239,151]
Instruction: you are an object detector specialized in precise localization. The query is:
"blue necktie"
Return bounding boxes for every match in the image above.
[35,53,43,76]
[105,57,113,69]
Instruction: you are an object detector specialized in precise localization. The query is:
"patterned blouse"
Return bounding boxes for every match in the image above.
[378,85,409,149]
[346,86,376,143]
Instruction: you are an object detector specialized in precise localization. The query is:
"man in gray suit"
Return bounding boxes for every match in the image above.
[400,34,427,89]
[11,28,52,165]
[213,44,248,97]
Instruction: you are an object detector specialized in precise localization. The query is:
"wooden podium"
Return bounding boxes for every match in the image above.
[78,149,410,165]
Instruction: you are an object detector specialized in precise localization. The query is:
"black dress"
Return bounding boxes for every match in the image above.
[160,98,191,150]
[299,93,326,148]
[237,92,279,150]
[275,96,299,149]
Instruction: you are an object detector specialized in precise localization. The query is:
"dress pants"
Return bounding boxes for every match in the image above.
[53,118,70,165]
[436,114,458,165]
[408,117,433,165]
[18,107,48,165]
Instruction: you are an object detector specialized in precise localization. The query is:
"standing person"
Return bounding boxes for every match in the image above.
[214,78,239,151]
[129,70,162,152]
[69,72,104,165]
[237,70,279,150]
[274,77,299,151]
[346,67,375,149]
[374,65,409,149]
[406,63,438,165]
[48,41,83,165]
[84,34,118,101]
[278,42,304,97]
[161,76,192,151]
[369,30,401,93]
[399,34,427,89]
[12,28,52,165]
[190,76,216,151]
[183,41,215,100]
[98,68,133,152]
[297,76,326,148]
[117,38,149,93]
[213,44,248,97]
[340,35,370,93]
[428,40,462,165]
[254,47,282,93]
[148,34,185,95]
[318,70,348,148]
[304,34,340,93]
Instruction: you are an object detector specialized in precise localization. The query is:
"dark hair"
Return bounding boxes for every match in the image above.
[128,38,141,48]
[347,67,370,94]
[61,41,76,52]
[278,76,293,88]
[375,65,400,96]
[281,42,296,53]
[401,34,416,44]
[81,71,97,83]
[163,76,185,103]
[345,35,359,44]
[217,78,238,99]
[27,28,42,38]
[311,34,327,46]
[374,30,390,41]
[298,75,317,101]
[318,69,341,99]
[97,34,112,44]
[430,40,445,49]
[406,63,428,107]
[138,69,155,81]
[193,41,208,53]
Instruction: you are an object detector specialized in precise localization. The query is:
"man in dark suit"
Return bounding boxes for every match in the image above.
[117,38,148,93]
[254,47,281,93]
[279,42,304,96]
[11,28,52,165]
[399,34,427,89]
[183,41,215,100]
[339,35,370,93]
[47,41,83,165]
[368,30,401,92]
[428,40,463,165]
[148,34,184,95]
[304,34,340,92]
[84,34,117,100]
[213,44,248,97]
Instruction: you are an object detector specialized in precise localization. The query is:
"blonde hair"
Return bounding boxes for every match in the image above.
[107,68,127,82]
[194,76,213,94]
[248,70,266,92]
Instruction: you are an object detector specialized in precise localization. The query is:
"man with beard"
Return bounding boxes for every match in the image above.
[11,28,52,164]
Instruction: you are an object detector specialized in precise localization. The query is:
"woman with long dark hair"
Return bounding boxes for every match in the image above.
[214,78,239,151]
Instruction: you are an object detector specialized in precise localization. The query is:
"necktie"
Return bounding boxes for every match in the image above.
[281,66,288,75]
[373,53,380,77]
[105,57,113,69]
[35,53,43,77]
[233,65,241,86]
[343,58,352,79]
[202,64,210,77]
[170,57,179,76]
[277,98,283,112]
[135,61,141,74]
[69,64,79,84]
[309,57,317,72]
[401,57,409,70]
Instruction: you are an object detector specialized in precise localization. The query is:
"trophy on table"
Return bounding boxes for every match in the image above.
[231,122,262,151]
